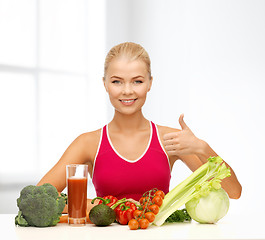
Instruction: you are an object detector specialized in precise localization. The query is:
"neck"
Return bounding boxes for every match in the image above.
[109,110,149,132]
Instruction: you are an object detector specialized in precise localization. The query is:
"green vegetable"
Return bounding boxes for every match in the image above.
[165,208,191,223]
[60,192,68,204]
[89,197,116,226]
[185,188,229,224]
[153,156,231,226]
[15,183,66,227]
[15,211,29,227]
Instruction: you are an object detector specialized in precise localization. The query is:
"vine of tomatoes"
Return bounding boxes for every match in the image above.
[128,188,165,230]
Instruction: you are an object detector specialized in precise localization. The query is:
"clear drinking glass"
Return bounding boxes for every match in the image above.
[66,164,88,226]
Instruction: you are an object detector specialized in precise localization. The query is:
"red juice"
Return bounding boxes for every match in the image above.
[67,177,87,219]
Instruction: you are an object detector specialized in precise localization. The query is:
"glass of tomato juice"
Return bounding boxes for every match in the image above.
[66,164,88,226]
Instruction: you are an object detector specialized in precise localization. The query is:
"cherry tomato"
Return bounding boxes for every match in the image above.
[139,197,150,205]
[155,190,165,199]
[128,219,139,230]
[144,212,156,223]
[139,218,150,229]
[152,196,163,207]
[133,210,143,219]
[148,204,160,215]
[139,197,150,211]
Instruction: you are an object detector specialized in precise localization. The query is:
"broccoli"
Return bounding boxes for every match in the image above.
[15,183,66,227]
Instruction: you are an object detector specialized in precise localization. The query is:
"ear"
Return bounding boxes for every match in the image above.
[102,77,108,92]
[148,76,153,92]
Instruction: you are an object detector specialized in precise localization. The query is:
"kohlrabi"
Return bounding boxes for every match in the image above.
[153,156,231,226]
[185,188,229,224]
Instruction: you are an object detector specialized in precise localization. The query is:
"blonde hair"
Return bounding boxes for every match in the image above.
[104,42,151,79]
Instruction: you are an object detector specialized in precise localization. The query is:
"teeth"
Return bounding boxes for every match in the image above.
[121,99,134,103]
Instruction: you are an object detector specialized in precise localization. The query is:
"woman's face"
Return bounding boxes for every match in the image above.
[104,56,152,116]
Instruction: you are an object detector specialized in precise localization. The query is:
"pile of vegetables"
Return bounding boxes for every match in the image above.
[15,156,231,229]
[15,183,66,227]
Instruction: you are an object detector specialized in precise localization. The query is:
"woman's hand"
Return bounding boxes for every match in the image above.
[163,114,204,157]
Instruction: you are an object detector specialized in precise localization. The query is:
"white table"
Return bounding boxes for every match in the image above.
[1,213,264,240]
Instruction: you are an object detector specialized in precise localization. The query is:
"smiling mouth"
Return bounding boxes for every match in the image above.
[119,98,137,105]
[120,99,137,103]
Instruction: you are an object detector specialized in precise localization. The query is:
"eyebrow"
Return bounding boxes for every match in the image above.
[132,75,144,79]
[110,76,123,79]
[110,75,145,79]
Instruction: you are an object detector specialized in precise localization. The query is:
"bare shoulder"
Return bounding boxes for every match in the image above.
[80,128,102,143]
[156,124,181,136]
[77,128,102,161]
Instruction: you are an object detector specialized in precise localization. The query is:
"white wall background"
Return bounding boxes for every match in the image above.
[105,0,265,216]
[1,0,265,215]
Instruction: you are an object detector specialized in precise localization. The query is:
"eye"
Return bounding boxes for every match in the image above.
[134,80,143,84]
[112,80,121,84]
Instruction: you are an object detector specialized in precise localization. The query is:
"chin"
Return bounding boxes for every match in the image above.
[115,105,144,115]
[116,109,140,116]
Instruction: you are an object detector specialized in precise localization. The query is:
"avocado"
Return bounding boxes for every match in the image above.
[89,204,116,226]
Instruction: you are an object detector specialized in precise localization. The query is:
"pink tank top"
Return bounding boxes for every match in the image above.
[92,121,171,201]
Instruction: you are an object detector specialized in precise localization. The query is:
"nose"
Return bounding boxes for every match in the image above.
[122,83,134,95]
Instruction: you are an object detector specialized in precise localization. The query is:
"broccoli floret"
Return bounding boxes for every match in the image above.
[15,183,66,227]
[60,192,68,204]
[15,211,29,227]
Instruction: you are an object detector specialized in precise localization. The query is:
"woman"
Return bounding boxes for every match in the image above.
[37,42,242,205]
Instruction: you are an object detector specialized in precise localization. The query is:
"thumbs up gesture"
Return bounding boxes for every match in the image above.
[163,114,202,157]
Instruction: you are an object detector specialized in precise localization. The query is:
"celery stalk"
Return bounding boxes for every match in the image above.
[153,156,231,226]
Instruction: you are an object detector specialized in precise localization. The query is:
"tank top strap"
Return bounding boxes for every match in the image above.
[150,121,159,144]
[101,124,109,147]
[149,121,168,157]
[96,125,112,157]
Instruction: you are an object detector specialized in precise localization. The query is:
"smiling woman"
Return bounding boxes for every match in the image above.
[37,42,242,209]
[102,42,152,118]
[103,58,152,116]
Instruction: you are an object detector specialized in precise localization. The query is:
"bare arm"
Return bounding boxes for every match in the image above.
[37,131,100,192]
[161,114,242,199]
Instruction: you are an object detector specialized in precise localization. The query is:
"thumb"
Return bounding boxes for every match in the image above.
[179,114,189,130]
